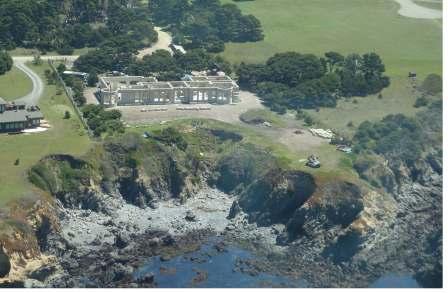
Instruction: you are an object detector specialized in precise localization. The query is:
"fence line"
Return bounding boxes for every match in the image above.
[48,60,93,137]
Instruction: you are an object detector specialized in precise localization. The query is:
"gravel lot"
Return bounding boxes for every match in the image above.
[118,91,264,125]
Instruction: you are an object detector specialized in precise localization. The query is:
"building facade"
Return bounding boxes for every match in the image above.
[97,74,240,107]
[0,98,44,133]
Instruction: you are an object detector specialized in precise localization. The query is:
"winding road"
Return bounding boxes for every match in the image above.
[12,56,78,105]
[393,0,442,19]
[11,25,174,105]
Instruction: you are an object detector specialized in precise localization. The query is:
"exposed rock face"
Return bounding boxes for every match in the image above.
[238,170,317,227]
[0,247,11,278]
[4,122,441,288]
[28,133,206,213]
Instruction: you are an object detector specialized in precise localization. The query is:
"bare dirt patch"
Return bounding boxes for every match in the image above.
[83,87,99,105]
[137,27,173,59]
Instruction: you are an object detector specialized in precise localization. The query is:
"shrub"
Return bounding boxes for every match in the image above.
[421,74,442,95]
[414,97,429,108]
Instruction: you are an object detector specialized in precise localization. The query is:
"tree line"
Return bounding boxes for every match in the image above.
[237,51,390,113]
[75,48,231,80]
[0,50,12,75]
[149,0,264,53]
[0,0,157,55]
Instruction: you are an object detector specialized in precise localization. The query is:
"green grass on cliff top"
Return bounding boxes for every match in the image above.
[0,66,33,101]
[130,119,359,183]
[0,63,91,206]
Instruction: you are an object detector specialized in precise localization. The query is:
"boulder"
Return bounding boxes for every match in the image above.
[115,233,130,249]
[136,272,155,284]
[29,265,56,282]
[185,210,197,222]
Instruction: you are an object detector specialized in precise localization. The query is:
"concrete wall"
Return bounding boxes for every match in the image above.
[98,75,239,106]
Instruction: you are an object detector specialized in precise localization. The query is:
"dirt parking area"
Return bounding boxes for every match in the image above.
[118,91,264,125]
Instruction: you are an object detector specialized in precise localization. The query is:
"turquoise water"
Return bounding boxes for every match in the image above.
[134,240,307,288]
[370,274,420,288]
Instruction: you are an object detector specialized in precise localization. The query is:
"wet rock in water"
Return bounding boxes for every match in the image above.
[160,255,172,262]
[185,210,197,222]
[213,241,227,253]
[29,265,56,282]
[191,269,208,286]
[136,272,155,284]
[190,256,207,264]
[107,263,133,282]
[227,201,241,219]
[115,233,130,249]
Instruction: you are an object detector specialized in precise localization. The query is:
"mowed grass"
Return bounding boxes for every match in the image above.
[0,66,33,101]
[414,0,442,10]
[0,63,91,206]
[221,0,442,77]
[221,0,442,135]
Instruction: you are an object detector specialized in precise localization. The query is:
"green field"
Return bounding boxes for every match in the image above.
[414,0,442,10]
[304,76,441,135]
[0,67,33,101]
[221,0,442,77]
[221,0,442,135]
[0,63,91,206]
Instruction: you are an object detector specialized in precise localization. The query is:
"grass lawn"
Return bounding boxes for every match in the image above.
[0,63,91,206]
[221,0,442,134]
[130,118,359,184]
[221,0,442,77]
[0,67,33,101]
[303,76,441,136]
[8,47,95,57]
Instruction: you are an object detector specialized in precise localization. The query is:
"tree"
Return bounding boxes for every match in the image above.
[324,51,344,72]
[0,51,13,75]
[64,111,71,119]
[266,52,325,87]
[87,71,99,87]
[32,55,43,66]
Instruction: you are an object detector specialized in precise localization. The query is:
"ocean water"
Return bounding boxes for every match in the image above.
[134,238,420,288]
[134,240,307,288]
[370,274,420,288]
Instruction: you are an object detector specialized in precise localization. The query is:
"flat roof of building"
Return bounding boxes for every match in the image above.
[0,109,44,123]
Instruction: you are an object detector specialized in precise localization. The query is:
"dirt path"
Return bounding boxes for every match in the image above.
[393,0,442,19]
[137,27,173,59]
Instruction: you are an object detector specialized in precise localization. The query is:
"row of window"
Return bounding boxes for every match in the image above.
[0,122,25,130]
